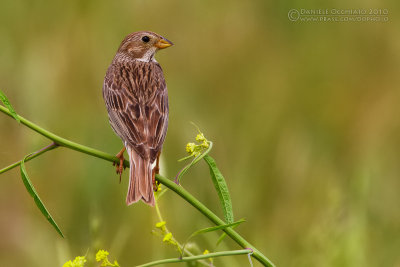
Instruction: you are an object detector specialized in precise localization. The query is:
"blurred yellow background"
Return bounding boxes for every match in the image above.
[0,0,399,266]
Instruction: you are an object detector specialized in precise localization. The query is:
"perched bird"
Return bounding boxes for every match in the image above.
[103,31,173,206]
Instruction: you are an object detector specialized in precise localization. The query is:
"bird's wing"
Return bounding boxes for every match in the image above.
[103,62,168,162]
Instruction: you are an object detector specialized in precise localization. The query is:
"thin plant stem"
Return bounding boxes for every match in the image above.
[154,197,183,254]
[136,249,252,267]
[0,142,58,174]
[154,196,210,267]
[0,105,275,267]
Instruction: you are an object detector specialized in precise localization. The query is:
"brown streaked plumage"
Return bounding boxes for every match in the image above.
[103,31,173,206]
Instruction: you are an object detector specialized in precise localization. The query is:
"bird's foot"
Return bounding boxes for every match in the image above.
[113,147,126,183]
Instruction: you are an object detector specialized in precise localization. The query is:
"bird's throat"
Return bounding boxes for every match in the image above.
[135,47,157,63]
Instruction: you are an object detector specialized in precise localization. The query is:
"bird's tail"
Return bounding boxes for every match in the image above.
[126,146,155,206]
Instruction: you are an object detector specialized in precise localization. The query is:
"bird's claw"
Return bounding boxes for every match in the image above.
[116,158,124,183]
[115,148,126,183]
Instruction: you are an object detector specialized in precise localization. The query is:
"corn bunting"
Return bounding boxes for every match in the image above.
[103,31,173,206]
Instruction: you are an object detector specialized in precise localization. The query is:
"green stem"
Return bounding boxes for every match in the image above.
[0,105,275,267]
[0,105,129,167]
[0,142,58,174]
[156,175,275,267]
[136,249,251,267]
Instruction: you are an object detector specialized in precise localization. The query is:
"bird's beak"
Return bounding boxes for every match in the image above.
[155,38,173,49]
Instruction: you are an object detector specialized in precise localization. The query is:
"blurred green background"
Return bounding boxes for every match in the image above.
[0,0,399,266]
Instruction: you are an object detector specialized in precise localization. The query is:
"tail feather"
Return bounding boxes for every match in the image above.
[126,147,155,206]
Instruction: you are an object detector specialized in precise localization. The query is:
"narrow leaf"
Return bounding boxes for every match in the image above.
[0,89,20,122]
[20,157,64,237]
[203,155,234,224]
[189,219,245,239]
[216,232,228,247]
[177,154,194,162]
[181,219,245,256]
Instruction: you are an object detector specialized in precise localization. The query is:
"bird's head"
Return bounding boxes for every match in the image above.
[117,31,173,62]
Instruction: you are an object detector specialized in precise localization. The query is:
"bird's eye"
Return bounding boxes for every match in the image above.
[142,36,150,43]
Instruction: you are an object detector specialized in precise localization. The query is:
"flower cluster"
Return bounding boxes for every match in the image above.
[63,250,120,267]
[185,132,210,157]
[95,250,120,267]
[63,256,87,267]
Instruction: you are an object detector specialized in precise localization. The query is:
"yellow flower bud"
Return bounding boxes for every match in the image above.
[163,232,173,242]
[196,133,206,142]
[155,221,166,228]
[186,143,196,154]
[72,256,86,267]
[202,141,209,148]
[156,183,162,191]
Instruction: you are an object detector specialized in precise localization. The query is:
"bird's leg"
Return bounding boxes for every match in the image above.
[152,151,161,191]
[113,147,126,183]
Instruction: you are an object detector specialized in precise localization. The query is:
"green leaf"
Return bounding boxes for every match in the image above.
[20,156,64,237]
[181,219,245,256]
[178,154,195,162]
[189,219,245,239]
[0,89,20,122]
[175,141,213,183]
[216,232,228,247]
[203,155,234,224]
